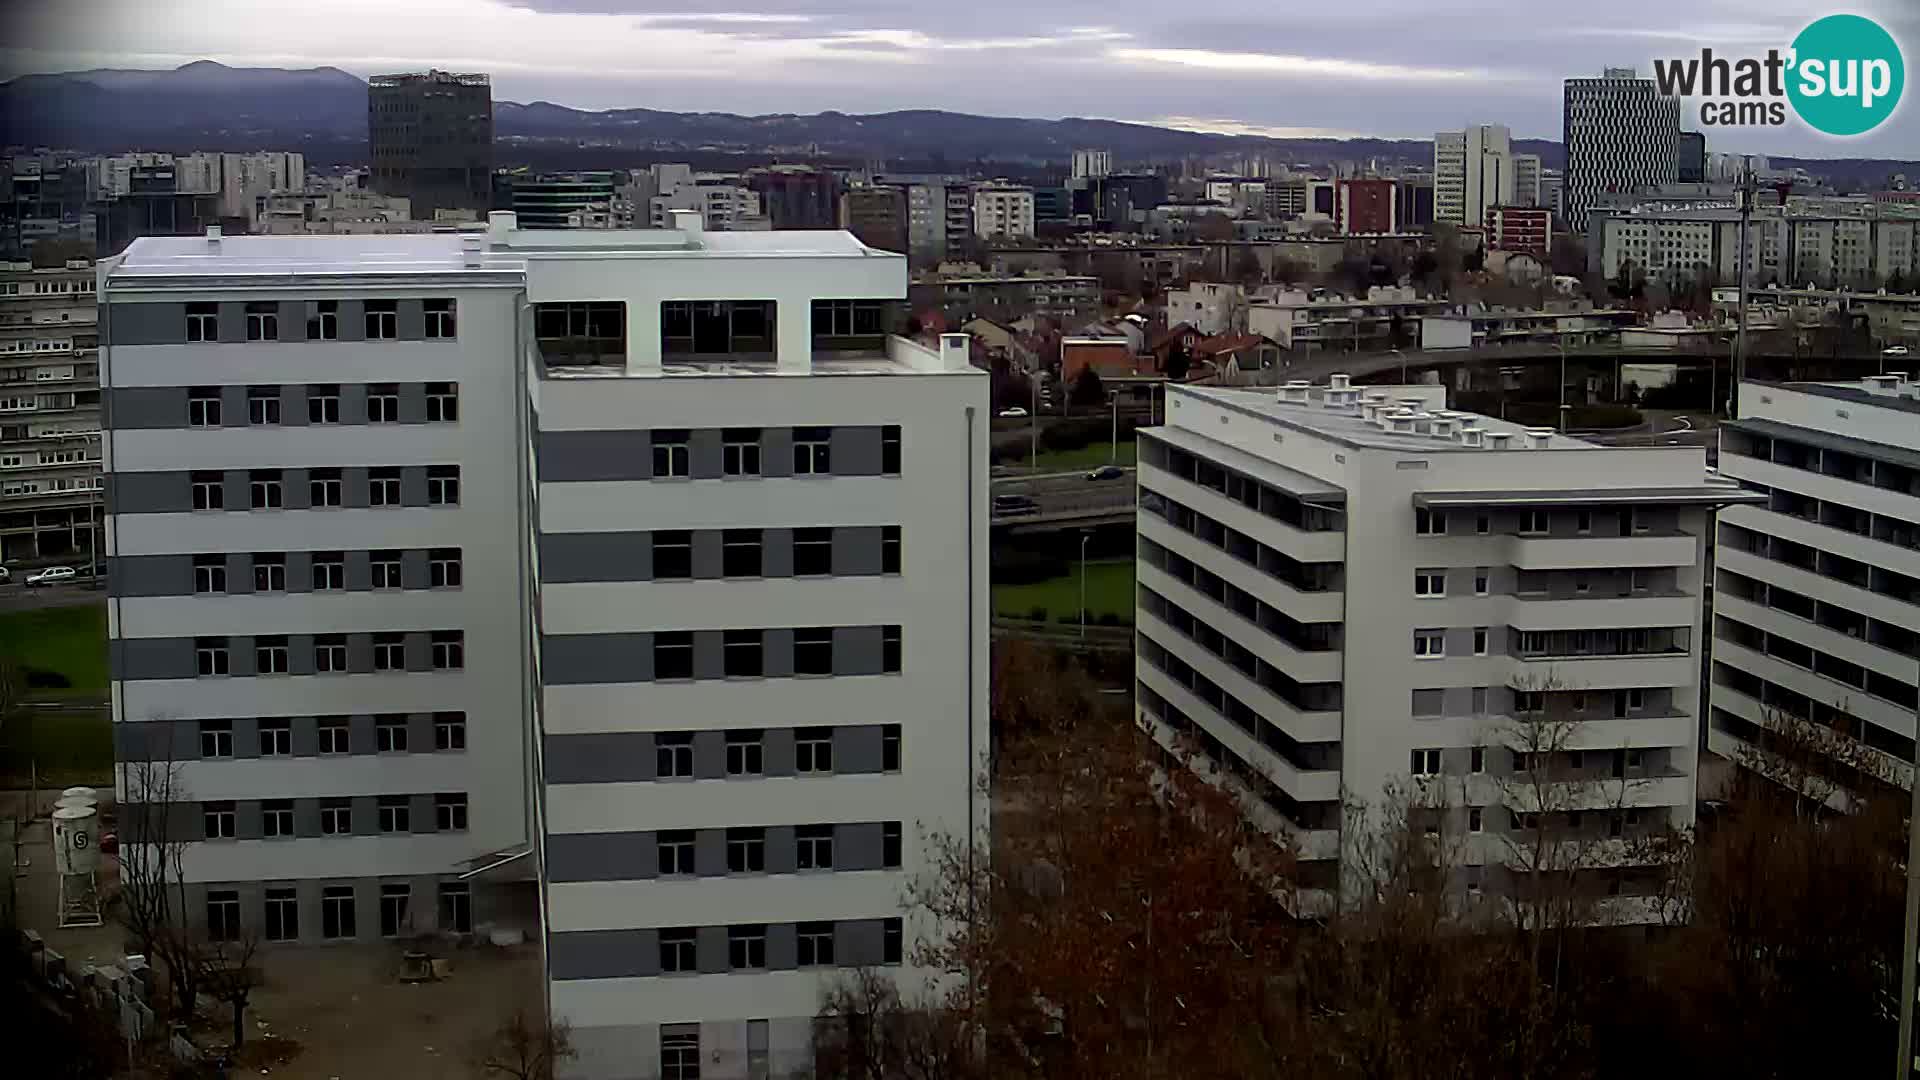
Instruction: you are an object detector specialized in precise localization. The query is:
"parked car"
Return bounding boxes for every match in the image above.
[1883,345,1910,357]
[992,493,1039,515]
[1085,465,1127,481]
[0,566,10,584]
[998,406,1029,418]
[25,566,76,587]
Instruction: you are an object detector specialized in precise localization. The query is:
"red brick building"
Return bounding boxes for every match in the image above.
[1486,205,1552,256]
[1336,178,1398,235]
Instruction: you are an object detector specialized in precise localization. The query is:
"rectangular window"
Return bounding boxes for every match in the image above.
[654,632,693,680]
[1474,568,1490,596]
[661,1030,701,1080]
[364,300,398,340]
[723,429,761,476]
[307,301,338,341]
[726,730,763,777]
[322,886,357,939]
[723,629,763,677]
[425,381,458,422]
[656,733,694,778]
[429,548,462,588]
[728,924,767,970]
[1574,573,1590,595]
[370,551,402,589]
[206,890,241,941]
[1520,509,1549,535]
[309,468,343,507]
[883,821,902,868]
[727,827,765,873]
[796,824,835,870]
[367,383,399,423]
[657,831,695,876]
[431,630,464,670]
[265,887,299,941]
[883,625,902,674]
[796,727,834,773]
[308,384,340,423]
[1576,510,1593,534]
[1515,690,1545,714]
[377,796,410,833]
[1469,807,1484,833]
[435,793,468,831]
[1472,687,1488,715]
[253,636,288,673]
[793,528,833,575]
[1415,508,1446,536]
[722,529,762,577]
[1471,746,1486,773]
[653,532,692,579]
[380,884,411,938]
[249,469,283,510]
[883,917,903,964]
[427,466,460,506]
[191,471,224,510]
[1414,630,1445,658]
[252,552,286,592]
[259,717,292,756]
[797,922,835,967]
[882,724,901,772]
[193,634,227,676]
[652,430,690,477]
[1473,627,1489,656]
[247,386,281,425]
[424,299,456,339]
[203,801,236,839]
[882,526,901,574]
[794,426,831,474]
[318,718,350,755]
[188,387,222,426]
[312,553,345,591]
[372,633,406,671]
[193,554,227,593]
[1414,570,1446,597]
[882,425,901,474]
[439,883,472,934]
[186,303,218,342]
[435,712,467,751]
[1476,513,1491,535]
[377,715,409,753]
[200,719,233,758]
[1410,749,1442,776]
[262,799,294,838]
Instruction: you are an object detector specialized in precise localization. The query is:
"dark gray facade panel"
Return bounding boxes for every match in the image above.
[760,427,794,478]
[400,466,430,508]
[688,428,725,480]
[538,532,651,583]
[838,918,886,965]
[107,302,186,345]
[397,300,426,342]
[763,729,796,778]
[696,925,729,974]
[836,726,884,774]
[410,794,438,834]
[107,472,190,515]
[690,530,723,580]
[541,633,653,685]
[113,637,196,681]
[537,430,653,483]
[833,625,885,676]
[225,553,252,594]
[113,718,194,762]
[691,630,724,681]
[543,732,655,784]
[546,831,657,883]
[351,795,380,836]
[398,381,429,423]
[833,426,884,476]
[694,829,727,877]
[278,301,307,343]
[762,528,794,577]
[216,303,247,344]
[833,526,884,576]
[837,822,886,871]
[336,300,366,342]
[763,825,797,874]
[109,554,192,597]
[219,385,248,428]
[766,922,798,970]
[550,929,657,980]
[106,387,187,430]
[762,628,794,679]
[232,716,260,759]
[692,730,726,780]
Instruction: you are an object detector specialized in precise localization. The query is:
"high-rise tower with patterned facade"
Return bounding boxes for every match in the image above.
[1562,69,1680,233]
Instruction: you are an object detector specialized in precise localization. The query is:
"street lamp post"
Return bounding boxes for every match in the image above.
[1109,391,1120,464]
[1079,531,1092,641]
[1029,368,1039,471]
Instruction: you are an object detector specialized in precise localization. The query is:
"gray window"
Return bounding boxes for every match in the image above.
[723,429,761,476]
[253,553,286,592]
[882,425,901,474]
[661,1029,700,1080]
[1476,514,1490,534]
[1473,627,1489,655]
[249,470,283,510]
[655,632,694,679]
[884,822,902,868]
[652,430,690,477]
[370,552,402,589]
[193,555,226,593]
[1415,507,1446,535]
[426,382,458,422]
[320,798,351,834]
[367,384,399,423]
[318,718,350,755]
[1411,748,1442,776]
[1576,510,1593,534]
[262,799,294,837]
[882,725,901,772]
[186,303,218,342]
[188,387,221,426]
[882,526,901,574]
[727,827,765,872]
[796,727,833,773]
[723,529,762,577]
[1471,746,1486,773]
[315,635,348,673]
[380,884,411,938]
[883,625,902,673]
[203,801,236,839]
[373,633,405,671]
[377,715,408,752]
[207,890,241,941]
[310,468,343,507]
[653,532,692,579]
[191,471,223,510]
[307,301,338,341]
[658,831,694,875]
[377,797,410,832]
[259,717,291,755]
[435,712,467,750]
[1472,687,1489,715]
[796,824,834,869]
[726,730,762,776]
[308,384,340,423]
[364,301,398,340]
[199,719,233,758]
[1520,509,1549,535]
[424,299,456,339]
[1414,570,1445,597]
[427,466,460,506]
[439,882,472,933]
[884,917,903,963]
[247,386,281,425]
[265,887,299,941]
[322,886,356,939]
[797,921,834,966]
[794,426,831,474]
[245,303,278,342]
[313,552,345,590]
[794,528,831,575]
[656,733,694,778]
[724,629,763,677]
[435,793,468,831]
[728,924,767,970]
[1474,567,1490,596]
[430,548,462,588]
[195,637,229,676]
[431,630,464,670]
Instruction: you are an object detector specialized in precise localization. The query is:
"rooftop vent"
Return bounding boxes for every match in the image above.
[1865,374,1901,395]
[1328,373,1352,391]
[1487,431,1514,449]
[1279,380,1311,404]
[1524,427,1555,449]
[1459,426,1485,447]
[1430,416,1458,439]
[1386,409,1416,433]
[205,224,222,244]
[669,208,704,235]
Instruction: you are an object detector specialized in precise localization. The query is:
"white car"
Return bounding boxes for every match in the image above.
[26,565,77,587]
[1883,345,1910,357]
[0,566,10,584]
[998,406,1029,418]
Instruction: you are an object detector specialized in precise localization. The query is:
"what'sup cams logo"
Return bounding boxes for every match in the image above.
[1653,13,1905,136]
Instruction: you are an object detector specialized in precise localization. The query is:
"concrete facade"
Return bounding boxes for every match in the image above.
[1,259,103,562]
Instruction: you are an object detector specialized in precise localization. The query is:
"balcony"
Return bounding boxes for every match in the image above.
[1137,664,1342,803]
[1507,532,1698,571]
[1509,592,1698,630]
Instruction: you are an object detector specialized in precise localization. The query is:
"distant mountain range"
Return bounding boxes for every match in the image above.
[3,61,1914,187]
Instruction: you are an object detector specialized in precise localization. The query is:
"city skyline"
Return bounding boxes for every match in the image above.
[7,0,1917,159]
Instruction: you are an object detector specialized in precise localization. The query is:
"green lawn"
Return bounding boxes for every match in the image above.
[993,559,1136,623]
[0,602,108,696]
[1025,439,1138,473]
[0,708,113,786]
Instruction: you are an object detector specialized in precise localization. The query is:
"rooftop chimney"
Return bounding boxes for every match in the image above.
[1865,374,1901,396]
[205,224,222,244]
[487,210,517,242]
[1525,427,1555,449]
[1328,373,1352,391]
[1386,409,1415,434]
[1487,431,1514,449]
[1430,416,1457,439]
[1459,426,1485,447]
[1278,380,1311,404]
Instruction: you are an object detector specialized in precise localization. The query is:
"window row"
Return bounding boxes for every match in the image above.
[1140,434,1345,533]
[1717,614,1918,710]
[1724,426,1920,501]
[1138,587,1343,714]
[550,526,900,581]
[554,918,903,991]
[1711,665,1917,772]
[1140,486,1344,593]
[199,792,467,840]
[181,299,456,344]
[187,465,460,510]
[1139,535,1340,653]
[1136,630,1342,776]
[1414,505,1675,538]
[1409,745,1662,783]
[543,625,902,684]
[197,713,466,758]
[1721,521,1920,607]
[191,631,464,676]
[186,548,461,594]
[204,880,472,944]
[543,724,901,785]
[1716,567,1918,660]
[657,725,899,779]
[1412,686,1662,721]
[183,381,458,427]
[568,821,904,880]
[646,425,901,479]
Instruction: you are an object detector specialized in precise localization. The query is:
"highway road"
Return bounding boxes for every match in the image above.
[992,483,1137,527]
[993,466,1135,494]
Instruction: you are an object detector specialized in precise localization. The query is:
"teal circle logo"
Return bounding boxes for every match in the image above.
[1787,14,1904,136]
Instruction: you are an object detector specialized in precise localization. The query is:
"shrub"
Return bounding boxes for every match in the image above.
[1027,606,1048,623]
[24,667,71,689]
[991,548,1068,586]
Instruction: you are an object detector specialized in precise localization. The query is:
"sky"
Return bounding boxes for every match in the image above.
[7,0,1918,158]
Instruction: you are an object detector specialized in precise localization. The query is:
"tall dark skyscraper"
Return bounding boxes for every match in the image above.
[1562,68,1679,233]
[368,70,493,220]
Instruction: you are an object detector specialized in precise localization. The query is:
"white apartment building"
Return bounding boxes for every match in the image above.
[649,176,765,232]
[1512,153,1542,209]
[1134,379,1756,912]
[1600,208,1918,288]
[1434,124,1513,228]
[1072,149,1113,179]
[1562,69,1680,232]
[100,212,989,1080]
[1709,377,1920,797]
[1,259,103,562]
[972,185,1035,240]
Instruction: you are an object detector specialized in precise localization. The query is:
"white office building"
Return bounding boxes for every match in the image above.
[1072,149,1113,179]
[1709,377,1920,797]
[100,211,990,1079]
[971,185,1035,240]
[1562,69,1680,233]
[1434,124,1513,228]
[1512,153,1543,210]
[1134,379,1755,913]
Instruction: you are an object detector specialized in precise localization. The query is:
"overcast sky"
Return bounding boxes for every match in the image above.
[7,0,1917,158]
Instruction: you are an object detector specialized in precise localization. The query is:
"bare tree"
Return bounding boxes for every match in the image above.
[471,1008,577,1080]
[200,928,264,1049]
[814,968,978,1080]
[112,721,206,1022]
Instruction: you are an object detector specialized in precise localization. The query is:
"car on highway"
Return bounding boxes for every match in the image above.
[26,565,77,587]
[1883,345,1910,357]
[992,493,1039,515]
[997,406,1029,418]
[1085,465,1127,481]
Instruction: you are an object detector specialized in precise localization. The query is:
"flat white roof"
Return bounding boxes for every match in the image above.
[111,233,484,278]
[1177,384,1597,453]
